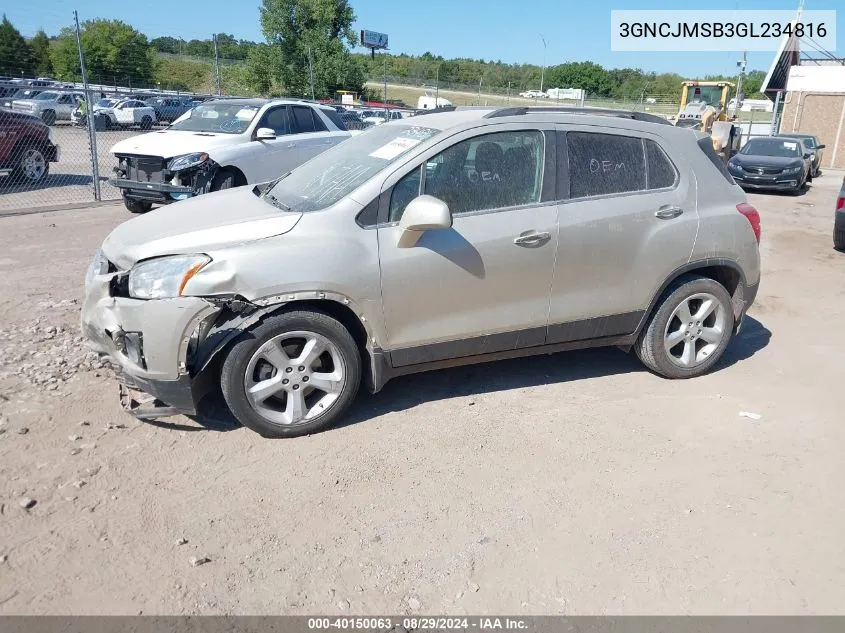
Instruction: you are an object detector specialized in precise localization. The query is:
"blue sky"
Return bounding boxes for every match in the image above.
[5,0,842,76]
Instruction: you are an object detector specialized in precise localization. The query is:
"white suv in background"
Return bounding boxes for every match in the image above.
[108,98,351,213]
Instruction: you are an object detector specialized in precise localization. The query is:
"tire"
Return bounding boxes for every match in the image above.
[220,310,362,438]
[635,274,735,379]
[211,168,236,191]
[834,228,845,252]
[791,178,805,195]
[140,116,153,130]
[11,144,49,184]
[123,198,152,214]
[41,110,56,126]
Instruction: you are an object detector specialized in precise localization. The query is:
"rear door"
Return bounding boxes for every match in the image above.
[288,105,341,160]
[547,126,698,342]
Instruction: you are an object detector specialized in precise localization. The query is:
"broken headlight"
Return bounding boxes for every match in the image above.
[167,152,209,172]
[85,248,109,289]
[128,255,210,299]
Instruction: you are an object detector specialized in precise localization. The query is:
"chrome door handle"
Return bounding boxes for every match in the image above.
[655,205,683,219]
[286,143,297,148]
[513,231,551,247]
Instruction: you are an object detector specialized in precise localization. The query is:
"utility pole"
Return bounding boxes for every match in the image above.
[213,34,221,95]
[435,67,439,104]
[735,51,747,111]
[308,45,315,100]
[383,54,387,105]
[478,74,483,104]
[507,81,511,103]
[539,35,547,93]
[74,10,100,201]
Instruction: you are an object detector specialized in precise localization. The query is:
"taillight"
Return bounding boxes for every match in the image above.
[837,196,844,211]
[736,203,761,244]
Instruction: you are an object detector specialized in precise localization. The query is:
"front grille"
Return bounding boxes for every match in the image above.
[119,155,166,183]
[742,166,781,176]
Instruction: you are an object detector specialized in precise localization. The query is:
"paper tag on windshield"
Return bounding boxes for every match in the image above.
[235,107,258,121]
[783,141,798,150]
[369,137,422,160]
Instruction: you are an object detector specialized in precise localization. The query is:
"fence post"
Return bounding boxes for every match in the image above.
[74,10,101,202]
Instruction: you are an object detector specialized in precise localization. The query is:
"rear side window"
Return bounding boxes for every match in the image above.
[697,137,735,184]
[567,132,646,199]
[321,108,347,131]
[311,109,328,132]
[291,106,316,134]
[645,139,677,189]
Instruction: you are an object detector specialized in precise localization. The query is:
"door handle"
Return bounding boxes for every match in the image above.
[655,205,683,219]
[513,231,551,247]
[286,143,297,149]
[323,139,333,145]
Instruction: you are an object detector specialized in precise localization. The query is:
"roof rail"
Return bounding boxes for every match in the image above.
[411,106,457,116]
[484,106,672,125]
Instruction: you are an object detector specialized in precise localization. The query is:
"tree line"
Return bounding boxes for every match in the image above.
[0,4,766,100]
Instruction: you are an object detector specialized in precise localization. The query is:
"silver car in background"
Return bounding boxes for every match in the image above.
[82,106,761,438]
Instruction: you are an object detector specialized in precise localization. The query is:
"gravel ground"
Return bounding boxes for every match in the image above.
[0,173,843,615]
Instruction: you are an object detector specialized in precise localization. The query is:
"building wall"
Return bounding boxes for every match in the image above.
[780,91,845,169]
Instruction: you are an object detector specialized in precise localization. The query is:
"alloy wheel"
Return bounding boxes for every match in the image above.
[663,292,729,368]
[243,331,345,426]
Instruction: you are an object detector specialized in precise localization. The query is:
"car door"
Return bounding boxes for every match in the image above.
[376,125,559,365]
[288,105,340,161]
[546,126,698,343]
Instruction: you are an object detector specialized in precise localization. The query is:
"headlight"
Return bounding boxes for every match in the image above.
[167,152,209,171]
[727,161,741,172]
[128,255,210,299]
[782,166,802,174]
[85,248,109,289]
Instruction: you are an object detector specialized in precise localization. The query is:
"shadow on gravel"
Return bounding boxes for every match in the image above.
[0,173,108,195]
[178,316,772,434]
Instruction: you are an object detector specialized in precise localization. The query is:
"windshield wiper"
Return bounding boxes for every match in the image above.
[263,192,291,212]
[264,171,292,191]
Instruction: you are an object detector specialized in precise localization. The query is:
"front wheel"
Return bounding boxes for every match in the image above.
[41,110,56,126]
[123,198,152,214]
[220,310,362,438]
[635,275,735,379]
[140,116,153,130]
[211,168,236,191]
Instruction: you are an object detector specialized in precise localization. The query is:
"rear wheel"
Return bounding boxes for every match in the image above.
[12,144,49,184]
[635,275,734,379]
[835,228,845,252]
[220,310,362,438]
[41,110,56,126]
[123,198,152,214]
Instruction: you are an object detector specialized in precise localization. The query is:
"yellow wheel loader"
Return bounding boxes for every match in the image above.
[673,81,742,161]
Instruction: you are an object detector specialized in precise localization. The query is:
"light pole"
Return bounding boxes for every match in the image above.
[539,35,547,93]
[640,81,651,109]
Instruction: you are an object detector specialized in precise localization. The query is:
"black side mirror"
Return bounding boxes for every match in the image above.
[817,144,826,149]
[803,152,812,159]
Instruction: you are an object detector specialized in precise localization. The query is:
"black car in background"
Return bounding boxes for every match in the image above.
[727,137,812,194]
[143,96,194,123]
[776,133,825,177]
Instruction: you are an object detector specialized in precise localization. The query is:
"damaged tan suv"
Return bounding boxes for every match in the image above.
[82,106,761,438]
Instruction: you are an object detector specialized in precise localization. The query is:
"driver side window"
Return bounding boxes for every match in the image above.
[258,106,290,136]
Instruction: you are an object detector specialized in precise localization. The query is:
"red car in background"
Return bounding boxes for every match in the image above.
[0,108,60,187]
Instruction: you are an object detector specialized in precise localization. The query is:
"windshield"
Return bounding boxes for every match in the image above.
[780,134,815,148]
[689,86,725,107]
[98,98,117,107]
[266,124,440,213]
[33,91,59,101]
[12,89,39,99]
[741,138,802,158]
[168,102,260,134]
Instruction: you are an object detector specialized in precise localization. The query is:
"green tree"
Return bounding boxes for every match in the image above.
[0,14,34,77]
[255,0,364,98]
[50,19,155,86]
[29,29,52,76]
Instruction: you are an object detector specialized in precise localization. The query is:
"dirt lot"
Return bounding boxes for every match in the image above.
[0,172,843,615]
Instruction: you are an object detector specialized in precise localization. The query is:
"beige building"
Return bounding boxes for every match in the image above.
[763,37,845,169]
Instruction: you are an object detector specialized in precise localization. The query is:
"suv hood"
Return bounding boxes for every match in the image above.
[102,186,301,269]
[110,129,243,159]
